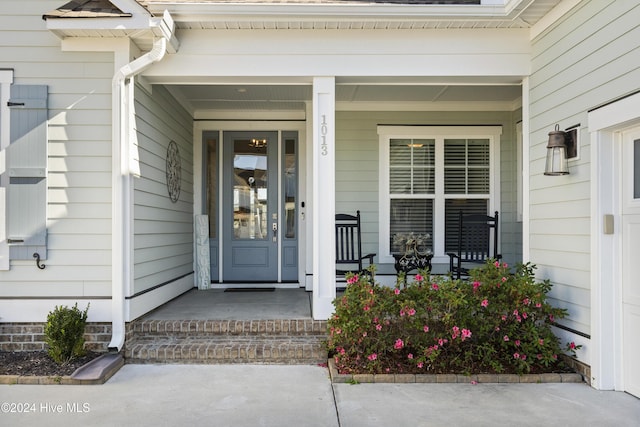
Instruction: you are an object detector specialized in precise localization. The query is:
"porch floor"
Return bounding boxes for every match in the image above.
[140,287,314,320]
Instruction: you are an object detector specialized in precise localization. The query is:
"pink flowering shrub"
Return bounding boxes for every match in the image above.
[327,261,579,375]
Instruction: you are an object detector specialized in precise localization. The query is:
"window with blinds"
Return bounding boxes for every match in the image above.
[379,126,500,261]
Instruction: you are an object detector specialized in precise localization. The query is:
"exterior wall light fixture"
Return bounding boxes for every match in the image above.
[544,124,578,176]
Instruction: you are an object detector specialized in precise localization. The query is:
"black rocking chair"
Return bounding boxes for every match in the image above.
[335,211,376,277]
[447,210,501,279]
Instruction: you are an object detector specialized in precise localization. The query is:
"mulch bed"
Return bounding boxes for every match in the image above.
[0,351,101,377]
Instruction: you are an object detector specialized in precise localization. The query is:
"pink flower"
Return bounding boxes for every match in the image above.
[363,305,370,312]
[376,324,382,331]
[537,354,542,360]
[417,362,424,368]
[549,315,555,322]
[539,339,544,346]
[515,340,520,347]
[415,274,423,281]
[423,325,430,333]
[523,298,530,305]
[473,281,481,291]
[494,261,500,267]
[408,353,414,359]
[471,380,478,385]
[553,354,558,360]
[431,283,439,290]
[394,288,400,295]
[501,276,507,282]
[461,329,472,341]
[346,274,359,285]
[481,299,489,308]
[408,308,416,316]
[501,315,507,321]
[513,309,519,316]
[521,354,527,361]
[367,353,377,361]
[522,312,528,320]
[394,338,404,350]
[535,303,542,308]
[362,332,367,337]
[368,289,374,295]
[495,326,500,332]
[569,341,576,350]
[513,352,520,359]
[503,335,510,342]
[502,262,508,268]
[438,338,445,346]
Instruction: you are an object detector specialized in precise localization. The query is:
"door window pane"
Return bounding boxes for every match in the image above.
[284,137,297,238]
[233,139,268,240]
[207,137,218,239]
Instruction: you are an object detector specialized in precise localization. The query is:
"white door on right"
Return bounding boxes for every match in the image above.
[621,126,640,398]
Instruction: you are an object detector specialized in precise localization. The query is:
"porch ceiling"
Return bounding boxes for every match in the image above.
[164,81,523,113]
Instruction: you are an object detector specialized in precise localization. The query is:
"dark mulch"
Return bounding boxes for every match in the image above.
[0,351,101,377]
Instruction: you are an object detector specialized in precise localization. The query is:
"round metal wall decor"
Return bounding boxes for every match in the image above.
[165,140,181,203]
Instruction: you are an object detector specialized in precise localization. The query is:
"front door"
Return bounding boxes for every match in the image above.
[223,131,279,281]
[621,126,640,398]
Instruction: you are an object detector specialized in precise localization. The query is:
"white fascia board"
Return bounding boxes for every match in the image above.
[147,3,517,21]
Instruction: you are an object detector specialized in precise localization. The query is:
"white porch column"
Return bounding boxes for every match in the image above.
[312,77,336,320]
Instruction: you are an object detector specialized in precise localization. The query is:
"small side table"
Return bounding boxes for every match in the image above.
[393,253,433,278]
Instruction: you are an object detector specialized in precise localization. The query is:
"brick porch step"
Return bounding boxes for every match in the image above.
[124,319,328,365]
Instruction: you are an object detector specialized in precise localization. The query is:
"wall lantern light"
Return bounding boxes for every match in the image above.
[544,124,578,176]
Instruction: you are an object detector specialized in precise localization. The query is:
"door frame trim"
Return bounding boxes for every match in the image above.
[194,121,307,287]
[589,91,640,391]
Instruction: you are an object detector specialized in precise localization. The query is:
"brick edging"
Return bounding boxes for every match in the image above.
[327,359,584,384]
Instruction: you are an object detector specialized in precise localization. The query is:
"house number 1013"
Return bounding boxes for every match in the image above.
[320,114,328,156]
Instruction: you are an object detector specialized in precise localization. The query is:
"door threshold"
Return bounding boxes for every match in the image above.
[212,282,302,290]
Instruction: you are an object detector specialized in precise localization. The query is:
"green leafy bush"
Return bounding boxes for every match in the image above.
[327,261,579,375]
[44,303,89,365]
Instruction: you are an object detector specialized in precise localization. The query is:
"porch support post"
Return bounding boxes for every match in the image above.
[311,77,336,320]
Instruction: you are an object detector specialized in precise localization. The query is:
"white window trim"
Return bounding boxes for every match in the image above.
[378,125,501,265]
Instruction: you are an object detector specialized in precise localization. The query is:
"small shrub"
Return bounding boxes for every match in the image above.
[44,303,89,365]
[327,261,578,375]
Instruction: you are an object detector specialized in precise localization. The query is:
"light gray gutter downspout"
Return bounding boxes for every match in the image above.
[108,37,166,352]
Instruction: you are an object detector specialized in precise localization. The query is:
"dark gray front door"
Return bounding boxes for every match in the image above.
[222,131,278,281]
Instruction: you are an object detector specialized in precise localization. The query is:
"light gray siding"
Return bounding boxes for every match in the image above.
[529,0,640,335]
[0,1,113,299]
[335,110,522,275]
[133,84,194,294]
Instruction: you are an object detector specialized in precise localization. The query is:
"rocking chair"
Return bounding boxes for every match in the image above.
[335,210,376,277]
[447,210,501,279]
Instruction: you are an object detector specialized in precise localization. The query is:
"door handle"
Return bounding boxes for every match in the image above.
[272,223,278,242]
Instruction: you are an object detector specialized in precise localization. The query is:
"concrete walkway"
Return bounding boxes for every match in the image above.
[1,364,638,427]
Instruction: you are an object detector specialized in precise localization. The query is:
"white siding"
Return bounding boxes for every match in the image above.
[133,84,194,294]
[529,0,640,335]
[0,1,113,319]
[336,110,521,275]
